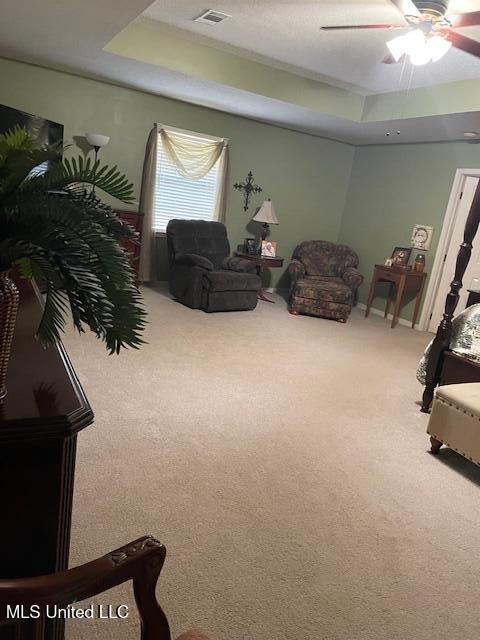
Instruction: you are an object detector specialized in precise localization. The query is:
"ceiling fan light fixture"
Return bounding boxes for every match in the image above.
[409,46,431,65]
[386,28,451,66]
[427,34,452,61]
[386,34,407,61]
[387,29,430,64]
[404,28,428,54]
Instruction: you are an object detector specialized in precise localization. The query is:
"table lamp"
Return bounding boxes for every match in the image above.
[253,199,279,241]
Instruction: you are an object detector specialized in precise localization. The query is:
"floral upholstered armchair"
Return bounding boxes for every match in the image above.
[288,240,364,322]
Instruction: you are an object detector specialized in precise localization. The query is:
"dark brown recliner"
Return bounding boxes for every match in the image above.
[167,220,261,312]
[288,240,363,322]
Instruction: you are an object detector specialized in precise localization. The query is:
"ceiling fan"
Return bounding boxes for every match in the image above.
[320,0,480,65]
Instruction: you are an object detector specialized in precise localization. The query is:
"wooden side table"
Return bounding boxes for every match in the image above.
[365,264,427,328]
[235,252,284,303]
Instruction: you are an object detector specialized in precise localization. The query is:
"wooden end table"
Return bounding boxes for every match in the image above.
[236,252,284,303]
[365,264,427,328]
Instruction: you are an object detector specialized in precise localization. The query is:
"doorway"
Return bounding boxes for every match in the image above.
[421,169,480,333]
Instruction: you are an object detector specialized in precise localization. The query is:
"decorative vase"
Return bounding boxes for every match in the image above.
[414,254,426,273]
[0,271,19,400]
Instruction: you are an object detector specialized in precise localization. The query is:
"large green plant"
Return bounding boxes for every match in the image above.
[0,127,146,353]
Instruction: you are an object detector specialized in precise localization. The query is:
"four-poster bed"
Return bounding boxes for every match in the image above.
[421,180,480,413]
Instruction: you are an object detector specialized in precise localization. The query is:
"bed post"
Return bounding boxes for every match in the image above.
[421,181,480,412]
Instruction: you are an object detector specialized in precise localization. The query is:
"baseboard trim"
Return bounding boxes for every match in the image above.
[266,287,289,295]
[142,280,168,286]
[357,302,420,330]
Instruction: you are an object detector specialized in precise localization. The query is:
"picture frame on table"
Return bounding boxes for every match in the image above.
[244,238,257,255]
[261,240,277,257]
[391,246,411,267]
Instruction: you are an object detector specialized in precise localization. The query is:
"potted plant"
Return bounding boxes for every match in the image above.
[0,126,146,398]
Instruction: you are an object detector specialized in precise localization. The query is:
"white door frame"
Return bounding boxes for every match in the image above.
[419,168,480,332]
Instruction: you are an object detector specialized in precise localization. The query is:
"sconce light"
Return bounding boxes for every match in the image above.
[85,133,110,163]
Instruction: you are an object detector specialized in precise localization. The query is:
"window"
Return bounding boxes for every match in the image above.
[152,128,223,233]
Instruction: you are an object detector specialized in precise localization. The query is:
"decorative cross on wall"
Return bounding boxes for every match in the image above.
[233,171,263,212]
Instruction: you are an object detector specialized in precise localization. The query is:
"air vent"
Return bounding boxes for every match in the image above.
[194,9,231,25]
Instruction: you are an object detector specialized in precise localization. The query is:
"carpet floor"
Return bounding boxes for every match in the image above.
[63,286,480,640]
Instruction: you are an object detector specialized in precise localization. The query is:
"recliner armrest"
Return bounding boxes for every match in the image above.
[342,267,363,290]
[221,256,256,273]
[175,254,214,271]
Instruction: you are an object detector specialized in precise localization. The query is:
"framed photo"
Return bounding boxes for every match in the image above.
[261,240,277,257]
[411,224,433,251]
[244,237,257,255]
[391,246,411,267]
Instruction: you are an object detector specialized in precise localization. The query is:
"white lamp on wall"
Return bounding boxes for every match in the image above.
[253,199,279,241]
[85,133,110,163]
[85,133,110,196]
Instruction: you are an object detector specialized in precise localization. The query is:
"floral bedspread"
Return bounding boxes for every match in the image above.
[416,303,480,385]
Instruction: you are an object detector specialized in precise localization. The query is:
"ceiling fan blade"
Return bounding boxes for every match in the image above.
[390,0,421,17]
[447,11,480,28]
[446,31,480,58]
[320,24,404,30]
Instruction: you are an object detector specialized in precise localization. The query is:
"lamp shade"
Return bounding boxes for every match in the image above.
[85,133,110,148]
[253,199,278,225]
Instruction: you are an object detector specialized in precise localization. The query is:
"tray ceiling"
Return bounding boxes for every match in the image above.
[144,0,480,94]
[1,0,480,144]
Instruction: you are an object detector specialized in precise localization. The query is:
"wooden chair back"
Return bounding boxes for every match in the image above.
[0,536,170,640]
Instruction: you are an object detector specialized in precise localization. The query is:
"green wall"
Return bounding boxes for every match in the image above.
[3,56,478,318]
[0,57,354,286]
[338,142,480,322]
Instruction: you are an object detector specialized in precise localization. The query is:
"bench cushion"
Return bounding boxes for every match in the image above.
[427,383,480,465]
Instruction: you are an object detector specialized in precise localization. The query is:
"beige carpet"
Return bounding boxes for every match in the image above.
[63,287,480,640]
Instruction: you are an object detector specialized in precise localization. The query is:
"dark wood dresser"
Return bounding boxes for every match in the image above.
[466,289,480,307]
[116,210,144,283]
[0,278,94,640]
[441,351,480,385]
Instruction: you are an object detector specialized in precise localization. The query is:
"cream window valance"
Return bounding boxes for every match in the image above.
[158,124,228,180]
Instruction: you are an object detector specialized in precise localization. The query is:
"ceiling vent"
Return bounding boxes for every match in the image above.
[194,9,231,25]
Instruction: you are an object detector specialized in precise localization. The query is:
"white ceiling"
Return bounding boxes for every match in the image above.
[1,0,480,144]
[144,0,480,94]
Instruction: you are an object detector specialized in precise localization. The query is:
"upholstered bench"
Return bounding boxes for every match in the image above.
[427,383,480,464]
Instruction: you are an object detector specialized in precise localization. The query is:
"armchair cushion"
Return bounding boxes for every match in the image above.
[222,256,256,273]
[293,240,358,277]
[295,276,352,305]
[176,253,214,271]
[167,219,230,269]
[342,267,363,290]
[203,270,260,293]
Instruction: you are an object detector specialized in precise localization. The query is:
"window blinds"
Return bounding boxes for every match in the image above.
[152,132,220,233]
